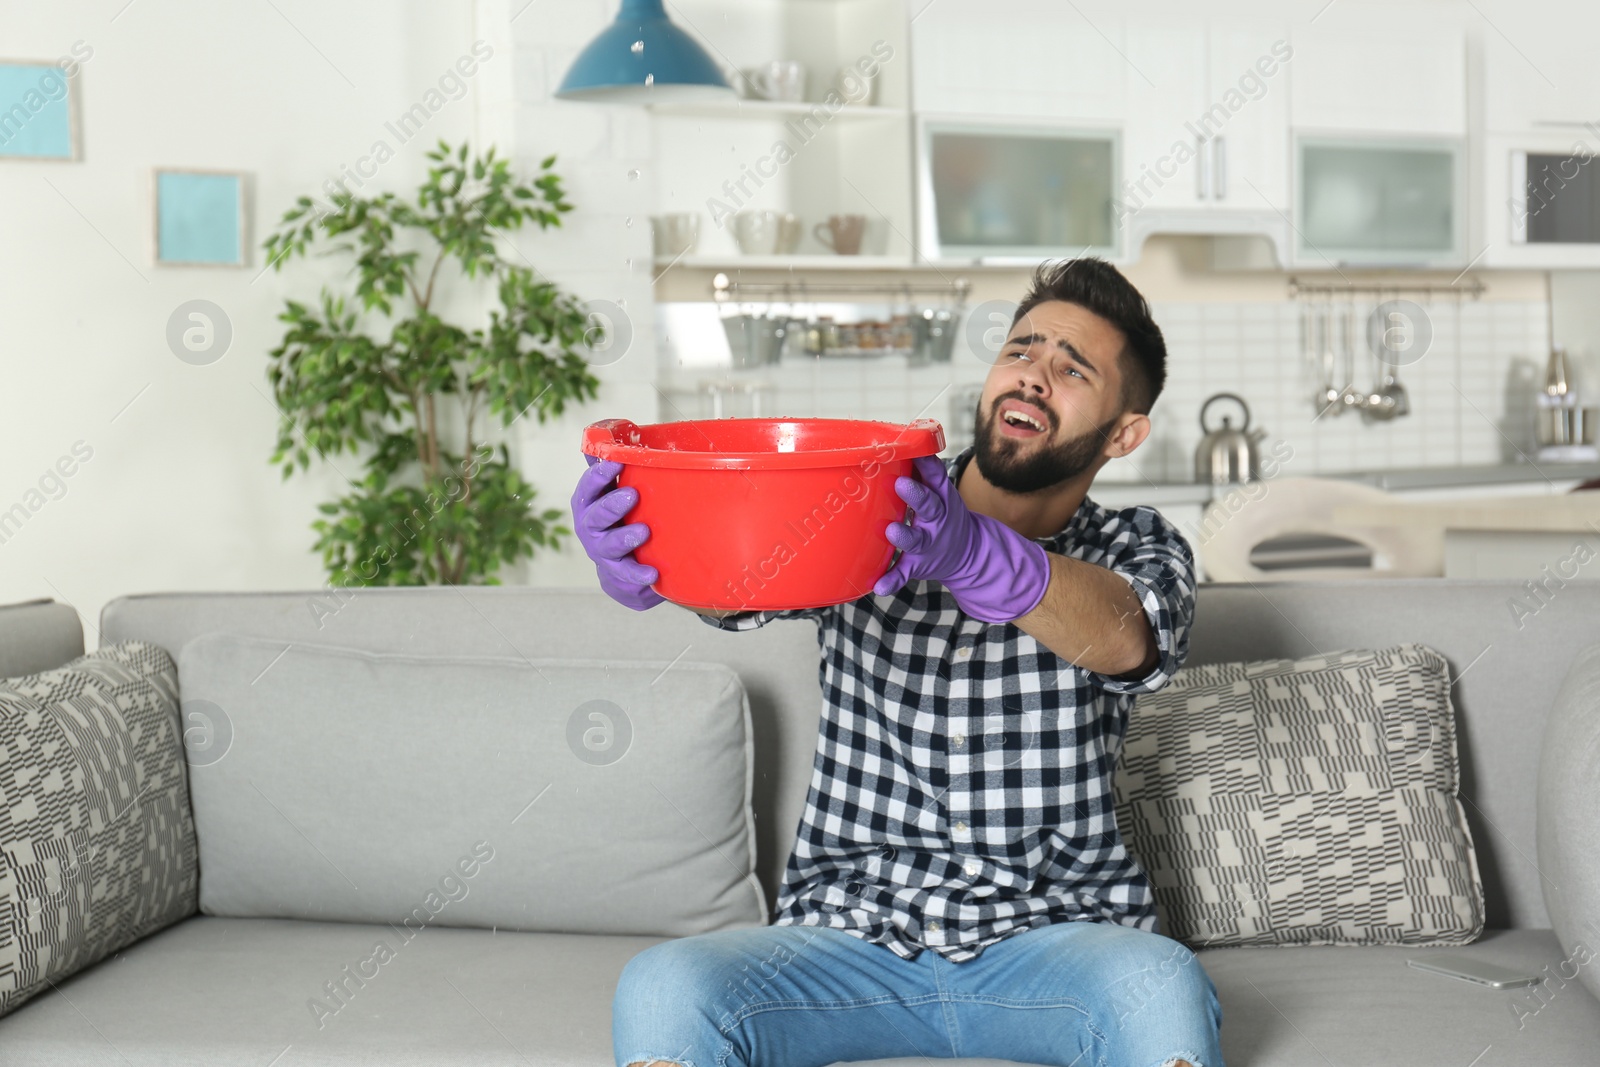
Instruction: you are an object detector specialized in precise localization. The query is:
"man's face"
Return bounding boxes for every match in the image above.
[972,299,1140,494]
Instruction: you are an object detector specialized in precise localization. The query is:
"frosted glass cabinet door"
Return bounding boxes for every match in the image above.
[1296,139,1463,266]
[920,123,1118,260]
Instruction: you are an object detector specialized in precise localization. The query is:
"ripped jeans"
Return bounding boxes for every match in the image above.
[613,919,1224,1067]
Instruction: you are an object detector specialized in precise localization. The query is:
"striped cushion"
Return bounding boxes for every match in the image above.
[0,642,197,1017]
[1116,643,1484,947]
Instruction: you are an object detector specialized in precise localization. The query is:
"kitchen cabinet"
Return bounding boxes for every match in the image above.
[1119,20,1292,264]
[1120,21,1210,214]
[1290,20,1465,137]
[1122,21,1291,213]
[1206,26,1292,212]
[1481,26,1600,135]
[1286,5,1466,269]
[908,0,1127,123]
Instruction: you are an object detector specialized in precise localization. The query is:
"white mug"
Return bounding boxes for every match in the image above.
[732,211,802,255]
[743,61,807,103]
[651,214,700,258]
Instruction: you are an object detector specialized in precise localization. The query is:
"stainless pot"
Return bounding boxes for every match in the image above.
[721,313,790,367]
[1194,392,1266,484]
[911,308,957,364]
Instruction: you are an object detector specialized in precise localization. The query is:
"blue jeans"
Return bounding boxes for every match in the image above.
[613,920,1224,1067]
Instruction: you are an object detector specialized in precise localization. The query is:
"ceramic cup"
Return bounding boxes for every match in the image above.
[732,211,802,255]
[835,65,879,105]
[814,214,866,255]
[651,213,701,258]
[743,61,807,103]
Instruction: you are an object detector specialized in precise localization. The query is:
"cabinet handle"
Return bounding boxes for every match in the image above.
[1213,137,1227,200]
[1197,137,1211,201]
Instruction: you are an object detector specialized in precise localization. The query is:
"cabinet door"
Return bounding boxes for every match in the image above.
[1122,21,1290,215]
[1207,25,1291,211]
[1482,22,1600,134]
[1121,21,1210,212]
[919,121,1118,260]
[1296,138,1464,267]
[1290,24,1465,136]
[910,0,1126,121]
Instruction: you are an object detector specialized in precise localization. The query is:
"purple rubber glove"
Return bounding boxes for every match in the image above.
[873,455,1052,624]
[572,454,665,611]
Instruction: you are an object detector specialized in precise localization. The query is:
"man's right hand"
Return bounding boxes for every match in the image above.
[572,454,665,611]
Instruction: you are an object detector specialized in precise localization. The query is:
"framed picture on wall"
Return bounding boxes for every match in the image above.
[0,59,81,161]
[152,168,249,267]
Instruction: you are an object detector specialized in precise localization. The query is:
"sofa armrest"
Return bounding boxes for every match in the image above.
[0,598,85,678]
[1537,641,1600,998]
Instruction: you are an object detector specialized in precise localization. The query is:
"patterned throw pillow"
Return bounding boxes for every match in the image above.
[1114,643,1484,948]
[0,642,198,1017]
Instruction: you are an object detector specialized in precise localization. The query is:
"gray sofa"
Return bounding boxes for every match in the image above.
[2,581,1598,1066]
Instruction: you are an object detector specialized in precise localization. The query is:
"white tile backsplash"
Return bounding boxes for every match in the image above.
[656,298,1553,477]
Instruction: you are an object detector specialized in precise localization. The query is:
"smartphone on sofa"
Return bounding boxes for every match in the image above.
[1406,954,1542,989]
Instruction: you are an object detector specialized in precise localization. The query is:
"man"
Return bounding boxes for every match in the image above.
[573,258,1221,1067]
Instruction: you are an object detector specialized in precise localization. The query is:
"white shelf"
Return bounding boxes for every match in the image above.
[647,100,906,121]
[655,254,916,272]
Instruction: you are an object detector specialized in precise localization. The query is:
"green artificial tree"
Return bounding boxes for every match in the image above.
[264,141,601,586]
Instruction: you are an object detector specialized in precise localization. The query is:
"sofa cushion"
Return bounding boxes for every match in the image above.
[175,635,766,936]
[1537,641,1600,1004]
[1115,643,1484,947]
[0,642,198,1018]
[0,920,1592,1067]
[0,915,662,1066]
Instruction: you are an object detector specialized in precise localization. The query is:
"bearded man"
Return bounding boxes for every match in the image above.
[574,257,1219,1067]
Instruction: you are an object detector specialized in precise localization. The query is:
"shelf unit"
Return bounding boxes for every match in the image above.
[646,0,915,262]
[654,253,913,272]
[646,100,904,122]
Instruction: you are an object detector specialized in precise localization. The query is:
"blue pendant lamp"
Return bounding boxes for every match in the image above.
[555,0,734,102]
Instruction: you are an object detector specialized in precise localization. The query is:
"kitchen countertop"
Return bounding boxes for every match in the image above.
[1333,495,1600,533]
[1087,461,1600,507]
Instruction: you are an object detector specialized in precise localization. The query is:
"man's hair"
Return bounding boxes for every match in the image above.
[1011,257,1167,415]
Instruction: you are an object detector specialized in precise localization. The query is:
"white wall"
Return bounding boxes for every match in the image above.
[0,0,621,643]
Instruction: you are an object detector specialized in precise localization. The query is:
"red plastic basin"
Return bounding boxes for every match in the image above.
[581,417,946,611]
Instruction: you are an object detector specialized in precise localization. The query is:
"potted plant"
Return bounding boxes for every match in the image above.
[263,141,602,586]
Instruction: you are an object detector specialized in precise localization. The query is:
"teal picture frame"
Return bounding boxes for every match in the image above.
[0,59,79,160]
[153,169,248,267]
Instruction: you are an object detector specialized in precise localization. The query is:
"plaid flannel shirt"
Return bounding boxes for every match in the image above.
[696,445,1196,962]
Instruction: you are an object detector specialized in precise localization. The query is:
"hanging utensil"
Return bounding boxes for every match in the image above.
[1337,294,1363,415]
[1305,299,1331,415]
[1317,295,1342,415]
[1366,287,1411,420]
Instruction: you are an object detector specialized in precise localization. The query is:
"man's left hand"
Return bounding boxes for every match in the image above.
[873,455,1053,624]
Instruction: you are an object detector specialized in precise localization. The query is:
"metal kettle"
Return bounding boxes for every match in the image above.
[1194,392,1266,484]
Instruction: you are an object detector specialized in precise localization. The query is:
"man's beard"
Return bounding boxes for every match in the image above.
[972,395,1119,495]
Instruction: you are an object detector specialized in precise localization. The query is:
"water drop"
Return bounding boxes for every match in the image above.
[631,40,644,54]
[644,73,654,87]
[627,168,641,181]
[624,216,633,227]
